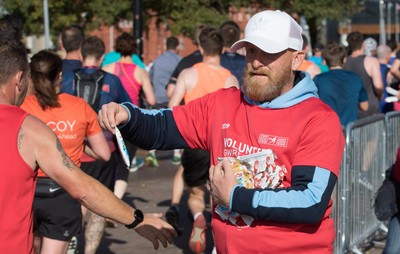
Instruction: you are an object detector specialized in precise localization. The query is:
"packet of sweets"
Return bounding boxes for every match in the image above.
[218,150,270,188]
[214,150,286,226]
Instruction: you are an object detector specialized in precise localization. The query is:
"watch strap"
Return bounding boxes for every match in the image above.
[125,209,144,229]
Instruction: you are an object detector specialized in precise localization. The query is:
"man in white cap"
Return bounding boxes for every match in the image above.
[364,37,378,57]
[99,10,344,253]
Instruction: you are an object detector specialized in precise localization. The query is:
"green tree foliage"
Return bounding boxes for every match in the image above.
[1,0,363,42]
[229,0,364,43]
[85,0,132,30]
[2,0,84,35]
[143,0,230,39]
[229,0,364,21]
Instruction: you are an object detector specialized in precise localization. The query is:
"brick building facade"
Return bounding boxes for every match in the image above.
[88,6,251,65]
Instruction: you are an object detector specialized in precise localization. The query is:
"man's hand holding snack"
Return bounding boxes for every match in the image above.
[209,159,238,207]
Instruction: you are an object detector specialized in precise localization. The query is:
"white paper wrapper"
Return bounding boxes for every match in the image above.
[115,127,130,168]
[215,150,287,226]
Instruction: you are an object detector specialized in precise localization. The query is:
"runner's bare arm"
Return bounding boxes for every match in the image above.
[86,132,111,161]
[166,82,176,98]
[366,57,383,98]
[19,115,176,249]
[390,58,400,80]
[359,101,369,111]
[168,68,194,108]
[136,67,156,106]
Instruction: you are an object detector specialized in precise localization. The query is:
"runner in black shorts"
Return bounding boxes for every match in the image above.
[33,191,82,242]
[181,148,210,187]
[81,157,115,191]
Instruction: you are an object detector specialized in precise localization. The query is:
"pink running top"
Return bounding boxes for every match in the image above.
[115,62,141,105]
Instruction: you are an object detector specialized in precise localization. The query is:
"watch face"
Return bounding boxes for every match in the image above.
[135,209,144,223]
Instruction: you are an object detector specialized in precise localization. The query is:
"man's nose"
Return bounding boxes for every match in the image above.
[249,58,264,69]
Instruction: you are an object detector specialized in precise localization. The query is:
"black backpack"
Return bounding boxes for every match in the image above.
[73,69,105,111]
[373,165,400,221]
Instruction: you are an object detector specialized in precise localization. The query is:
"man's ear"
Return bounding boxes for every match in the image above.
[292,51,305,71]
[199,46,204,56]
[14,71,23,91]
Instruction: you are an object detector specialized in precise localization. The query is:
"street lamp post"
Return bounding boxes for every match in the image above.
[43,0,51,49]
[133,0,143,60]
[388,2,392,40]
[396,3,399,42]
[379,0,387,45]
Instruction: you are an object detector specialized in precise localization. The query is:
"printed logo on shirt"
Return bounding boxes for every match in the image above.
[222,123,230,129]
[102,84,110,93]
[258,134,288,148]
[223,138,263,157]
[47,120,77,140]
[47,120,76,132]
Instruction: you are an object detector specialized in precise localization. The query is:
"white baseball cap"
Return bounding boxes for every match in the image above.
[364,37,377,56]
[231,10,303,54]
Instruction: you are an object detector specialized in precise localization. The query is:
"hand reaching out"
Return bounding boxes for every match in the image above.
[134,213,177,250]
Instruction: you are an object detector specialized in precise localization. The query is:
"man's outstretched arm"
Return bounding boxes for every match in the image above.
[19,115,176,249]
[99,102,190,150]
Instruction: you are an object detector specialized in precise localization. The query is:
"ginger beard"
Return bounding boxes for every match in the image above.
[242,60,293,103]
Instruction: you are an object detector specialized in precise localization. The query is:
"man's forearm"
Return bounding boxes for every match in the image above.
[231,166,337,224]
[66,167,135,225]
[120,103,189,150]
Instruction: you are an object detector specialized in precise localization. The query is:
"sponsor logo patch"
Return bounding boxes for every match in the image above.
[102,84,110,93]
[258,134,288,148]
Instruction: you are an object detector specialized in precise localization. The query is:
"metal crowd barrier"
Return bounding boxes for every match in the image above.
[385,111,400,166]
[332,127,348,254]
[333,114,387,253]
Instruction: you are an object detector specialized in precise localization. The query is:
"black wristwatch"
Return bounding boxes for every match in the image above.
[125,209,144,229]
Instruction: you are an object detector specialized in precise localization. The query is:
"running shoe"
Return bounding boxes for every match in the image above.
[145,153,159,167]
[129,157,144,172]
[189,213,206,253]
[171,154,181,165]
[165,206,183,235]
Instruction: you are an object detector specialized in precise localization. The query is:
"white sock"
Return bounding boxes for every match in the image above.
[193,212,202,221]
[174,150,181,156]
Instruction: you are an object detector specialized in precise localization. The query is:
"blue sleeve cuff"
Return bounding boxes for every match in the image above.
[119,102,133,128]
